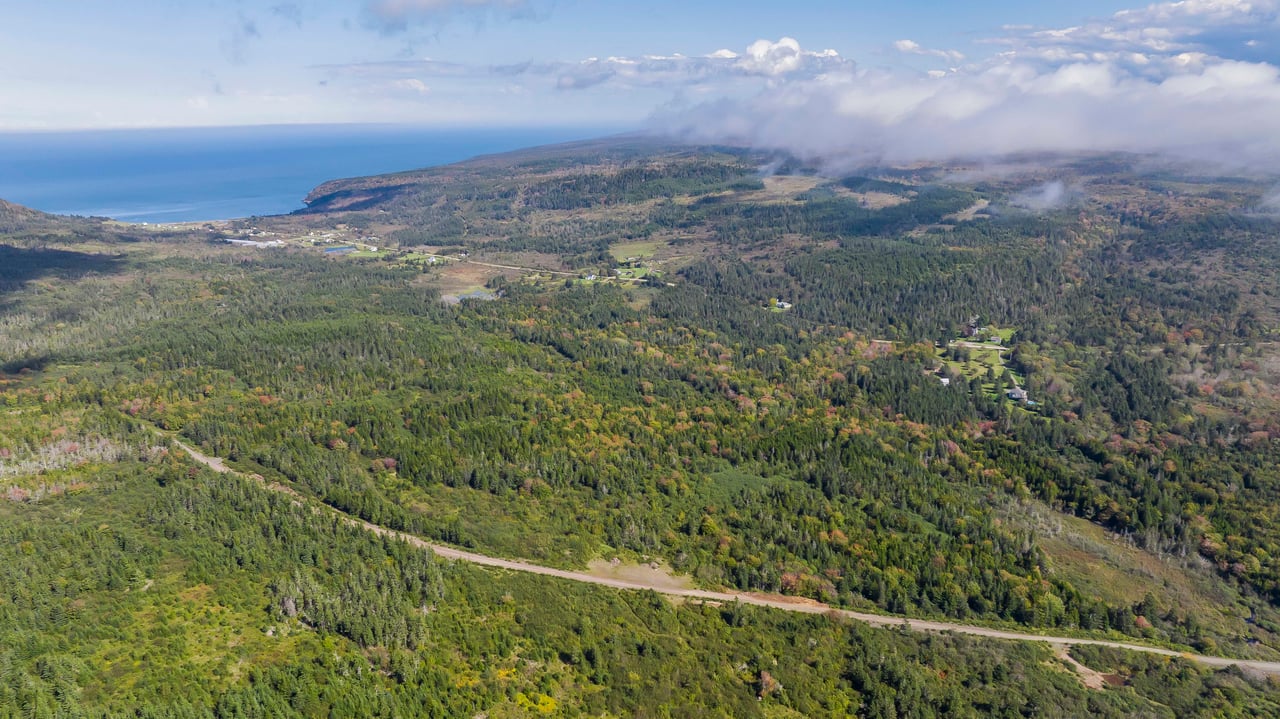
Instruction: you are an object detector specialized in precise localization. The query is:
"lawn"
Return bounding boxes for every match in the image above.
[990,325,1017,343]
[612,267,652,281]
[939,338,1028,400]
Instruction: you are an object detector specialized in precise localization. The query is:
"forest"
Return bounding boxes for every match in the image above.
[4,140,1280,715]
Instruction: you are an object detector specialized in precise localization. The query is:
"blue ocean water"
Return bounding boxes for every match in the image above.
[0,125,617,223]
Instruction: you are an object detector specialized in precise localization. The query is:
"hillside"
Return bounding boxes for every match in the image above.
[4,140,1280,716]
[0,198,79,234]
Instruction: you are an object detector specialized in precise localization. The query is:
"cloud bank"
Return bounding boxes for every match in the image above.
[635,1,1280,168]
[654,50,1280,169]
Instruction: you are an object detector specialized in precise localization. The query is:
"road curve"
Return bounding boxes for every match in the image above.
[170,439,1280,677]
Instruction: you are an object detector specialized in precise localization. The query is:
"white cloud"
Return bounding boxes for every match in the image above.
[542,38,849,90]
[642,5,1280,170]
[1257,186,1280,213]
[997,0,1280,60]
[655,50,1280,169]
[737,37,839,76]
[1114,0,1277,25]
[289,1,1280,164]
[893,39,965,63]
[317,37,849,92]
[1010,181,1082,211]
[391,78,430,93]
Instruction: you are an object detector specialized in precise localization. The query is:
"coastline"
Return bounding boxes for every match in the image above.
[0,124,623,224]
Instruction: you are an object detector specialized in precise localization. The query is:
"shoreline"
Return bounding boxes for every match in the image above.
[0,125,627,227]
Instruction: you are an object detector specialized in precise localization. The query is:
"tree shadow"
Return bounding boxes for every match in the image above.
[1,355,51,374]
[0,244,128,294]
[0,245,129,374]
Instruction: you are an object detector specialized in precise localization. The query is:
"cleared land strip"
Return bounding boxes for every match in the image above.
[460,259,578,277]
[170,438,1280,677]
[414,252,580,277]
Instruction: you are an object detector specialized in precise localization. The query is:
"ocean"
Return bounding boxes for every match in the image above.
[0,125,617,223]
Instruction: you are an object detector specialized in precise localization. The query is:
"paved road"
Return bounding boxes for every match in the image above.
[170,439,1280,677]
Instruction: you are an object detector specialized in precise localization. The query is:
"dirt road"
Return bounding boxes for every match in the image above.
[170,438,1280,677]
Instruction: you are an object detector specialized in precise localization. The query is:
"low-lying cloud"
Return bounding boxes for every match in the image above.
[649,27,1280,169]
[1010,181,1082,211]
[653,51,1280,169]
[1257,187,1280,213]
[636,1,1280,169]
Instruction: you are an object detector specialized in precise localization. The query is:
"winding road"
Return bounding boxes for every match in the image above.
[169,438,1280,678]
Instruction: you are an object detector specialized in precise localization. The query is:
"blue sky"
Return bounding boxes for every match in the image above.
[5,0,1280,166]
[0,0,1174,128]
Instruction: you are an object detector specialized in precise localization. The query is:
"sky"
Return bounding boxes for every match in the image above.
[5,0,1280,166]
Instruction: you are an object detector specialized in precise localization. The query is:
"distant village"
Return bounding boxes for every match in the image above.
[221,226,380,255]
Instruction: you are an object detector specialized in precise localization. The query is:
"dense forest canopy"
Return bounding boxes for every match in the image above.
[4,140,1280,715]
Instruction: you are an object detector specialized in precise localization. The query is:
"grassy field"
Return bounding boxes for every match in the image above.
[609,240,667,262]
[1008,498,1280,653]
[939,346,1024,387]
[612,266,653,281]
[395,251,451,271]
[939,326,1026,399]
[988,326,1016,342]
[953,346,1006,371]
[399,252,441,262]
